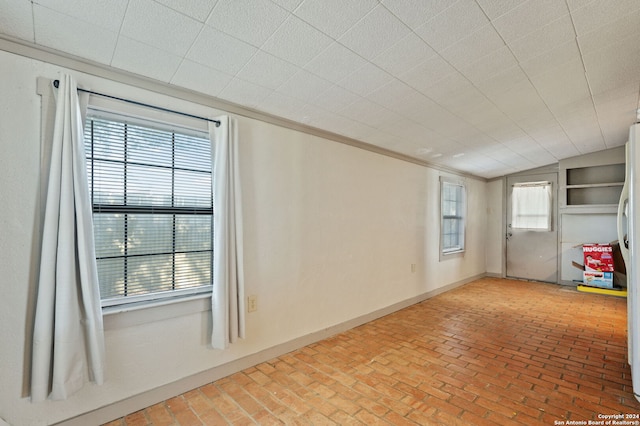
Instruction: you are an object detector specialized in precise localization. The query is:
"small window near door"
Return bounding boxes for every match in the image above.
[511,181,552,231]
[440,177,466,257]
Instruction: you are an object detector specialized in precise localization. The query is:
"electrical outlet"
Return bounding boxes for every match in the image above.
[411,263,416,273]
[248,295,258,312]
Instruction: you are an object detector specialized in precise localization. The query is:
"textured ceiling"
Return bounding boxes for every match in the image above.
[2,0,640,178]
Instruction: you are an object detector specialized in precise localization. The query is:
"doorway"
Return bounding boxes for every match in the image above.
[506,172,558,283]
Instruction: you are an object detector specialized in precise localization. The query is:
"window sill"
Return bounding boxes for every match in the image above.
[103,293,211,331]
[440,250,465,261]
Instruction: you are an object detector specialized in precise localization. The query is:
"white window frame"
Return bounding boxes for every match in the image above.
[84,102,214,309]
[440,176,466,259]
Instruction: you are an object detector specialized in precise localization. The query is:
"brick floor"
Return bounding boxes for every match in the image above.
[102,277,640,425]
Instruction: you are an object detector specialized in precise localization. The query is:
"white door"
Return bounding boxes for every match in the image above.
[506,173,558,283]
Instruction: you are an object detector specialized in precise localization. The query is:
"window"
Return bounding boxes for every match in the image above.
[84,111,213,306]
[440,177,466,256]
[511,181,552,230]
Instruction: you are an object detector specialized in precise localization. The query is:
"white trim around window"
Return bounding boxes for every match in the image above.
[439,176,466,260]
[85,108,214,308]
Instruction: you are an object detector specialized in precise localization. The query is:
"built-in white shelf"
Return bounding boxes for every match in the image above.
[560,162,625,210]
[565,182,624,189]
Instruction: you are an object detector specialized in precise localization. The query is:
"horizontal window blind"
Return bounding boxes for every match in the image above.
[84,114,213,305]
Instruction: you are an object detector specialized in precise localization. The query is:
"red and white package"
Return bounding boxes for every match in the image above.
[583,244,614,272]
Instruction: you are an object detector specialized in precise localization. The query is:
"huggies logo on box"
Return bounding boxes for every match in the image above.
[583,244,614,272]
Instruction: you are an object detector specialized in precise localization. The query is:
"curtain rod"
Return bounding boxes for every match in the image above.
[53,79,221,127]
[512,181,551,187]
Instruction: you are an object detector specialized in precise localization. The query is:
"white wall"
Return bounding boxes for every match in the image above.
[485,179,504,275]
[0,50,488,425]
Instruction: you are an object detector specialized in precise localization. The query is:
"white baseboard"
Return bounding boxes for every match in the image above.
[55,273,485,426]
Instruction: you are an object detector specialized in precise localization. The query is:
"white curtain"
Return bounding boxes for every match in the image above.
[210,116,245,349]
[512,182,552,231]
[31,74,105,401]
